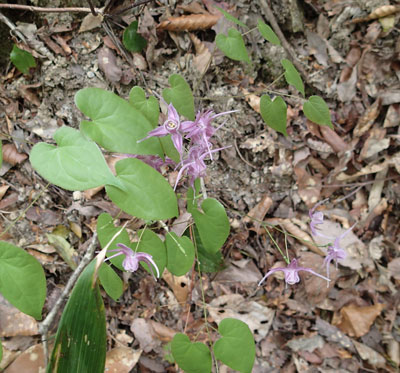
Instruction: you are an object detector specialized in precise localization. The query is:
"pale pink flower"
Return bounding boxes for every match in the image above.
[106,243,159,279]
[258,258,330,287]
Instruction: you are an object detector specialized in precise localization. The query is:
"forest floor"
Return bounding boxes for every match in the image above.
[0,0,399,372]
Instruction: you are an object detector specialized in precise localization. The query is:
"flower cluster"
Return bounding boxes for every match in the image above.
[258,201,356,288]
[138,101,235,189]
[309,201,356,284]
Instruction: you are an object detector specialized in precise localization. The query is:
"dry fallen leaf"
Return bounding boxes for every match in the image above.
[0,185,10,200]
[79,11,104,33]
[2,143,28,166]
[105,347,142,373]
[162,270,190,304]
[334,303,384,338]
[0,298,38,337]
[98,46,122,83]
[207,294,275,342]
[189,33,212,74]
[130,318,161,353]
[243,195,273,233]
[3,344,45,373]
[353,340,386,368]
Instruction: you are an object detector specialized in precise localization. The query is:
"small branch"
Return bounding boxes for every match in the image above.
[0,11,27,43]
[39,232,98,364]
[258,0,308,81]
[87,0,97,16]
[112,0,155,16]
[0,4,100,13]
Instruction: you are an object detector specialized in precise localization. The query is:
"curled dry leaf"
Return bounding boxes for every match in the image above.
[243,195,272,234]
[350,5,400,24]
[162,270,190,304]
[2,143,28,166]
[333,303,384,338]
[158,13,221,31]
[353,98,382,138]
[294,166,322,207]
[0,185,9,200]
[319,126,348,153]
[98,47,122,83]
[189,33,212,74]
[79,11,104,33]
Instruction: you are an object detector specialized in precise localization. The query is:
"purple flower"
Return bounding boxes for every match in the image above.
[173,145,229,190]
[258,258,330,287]
[138,103,184,155]
[309,199,334,239]
[105,243,160,280]
[323,223,356,283]
[181,109,237,159]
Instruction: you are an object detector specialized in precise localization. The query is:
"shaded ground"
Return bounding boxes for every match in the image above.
[0,0,400,372]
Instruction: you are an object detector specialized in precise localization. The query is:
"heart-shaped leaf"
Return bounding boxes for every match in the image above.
[166,232,195,276]
[190,198,230,253]
[213,318,255,373]
[134,228,167,275]
[97,213,131,270]
[281,59,304,96]
[257,20,280,45]
[215,6,248,29]
[30,126,119,191]
[106,158,178,220]
[129,86,159,128]
[10,44,36,74]
[303,95,332,127]
[123,21,147,52]
[171,333,212,373]
[47,260,106,372]
[162,74,195,120]
[0,241,46,320]
[216,28,250,64]
[192,226,224,273]
[98,263,123,301]
[76,88,163,156]
[260,95,288,136]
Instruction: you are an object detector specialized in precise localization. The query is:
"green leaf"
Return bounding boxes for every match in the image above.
[216,28,250,64]
[135,228,167,276]
[260,95,288,136]
[129,86,159,128]
[281,59,304,96]
[257,20,280,45]
[190,198,229,253]
[303,95,332,128]
[214,6,248,29]
[106,158,178,220]
[47,260,106,373]
[0,241,46,320]
[213,318,255,373]
[165,233,195,276]
[192,227,224,273]
[30,126,119,191]
[162,75,195,121]
[97,213,131,270]
[171,334,212,373]
[10,45,36,74]
[98,263,123,301]
[123,21,147,52]
[76,88,163,156]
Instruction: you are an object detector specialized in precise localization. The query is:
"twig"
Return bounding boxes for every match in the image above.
[258,0,308,81]
[112,0,155,16]
[87,0,97,16]
[0,11,27,43]
[39,232,98,365]
[0,4,100,13]
[0,183,49,239]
